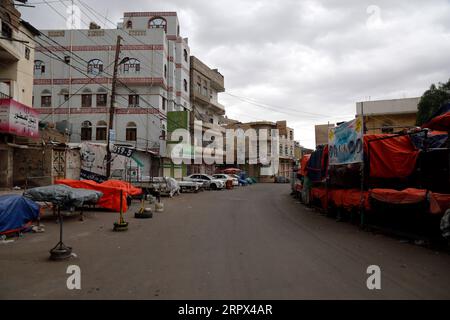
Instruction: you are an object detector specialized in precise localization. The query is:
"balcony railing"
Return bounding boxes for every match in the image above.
[0,92,10,99]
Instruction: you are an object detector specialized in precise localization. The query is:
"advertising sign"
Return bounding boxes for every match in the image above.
[79,142,141,182]
[0,99,39,138]
[80,142,108,182]
[328,116,364,165]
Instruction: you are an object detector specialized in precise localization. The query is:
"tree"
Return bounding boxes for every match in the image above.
[416,78,450,126]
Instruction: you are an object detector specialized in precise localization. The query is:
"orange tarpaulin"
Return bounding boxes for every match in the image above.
[370,188,427,205]
[55,179,135,212]
[310,187,328,209]
[329,189,370,211]
[101,180,142,196]
[422,112,450,131]
[364,134,419,179]
[299,154,311,176]
[429,192,450,214]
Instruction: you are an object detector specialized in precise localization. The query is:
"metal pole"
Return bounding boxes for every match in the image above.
[448,130,450,190]
[58,206,63,246]
[106,35,122,179]
[119,189,123,223]
[360,102,366,227]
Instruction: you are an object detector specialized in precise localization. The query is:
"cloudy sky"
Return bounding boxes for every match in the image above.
[21,0,450,148]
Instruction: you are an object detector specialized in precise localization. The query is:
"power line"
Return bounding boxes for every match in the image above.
[39,58,116,122]
[47,0,176,85]
[224,92,354,122]
[31,3,187,127]
[4,2,195,132]
[224,92,354,120]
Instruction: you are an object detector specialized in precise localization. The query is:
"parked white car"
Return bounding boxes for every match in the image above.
[212,174,239,186]
[183,174,225,190]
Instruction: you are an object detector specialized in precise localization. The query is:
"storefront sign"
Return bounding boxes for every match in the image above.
[0,98,39,138]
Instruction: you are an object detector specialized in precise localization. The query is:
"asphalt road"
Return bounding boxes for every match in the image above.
[1,183,450,299]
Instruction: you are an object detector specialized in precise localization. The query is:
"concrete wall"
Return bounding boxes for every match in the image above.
[13,147,52,187]
[356,97,420,115]
[0,144,13,188]
[364,113,417,134]
[0,22,35,106]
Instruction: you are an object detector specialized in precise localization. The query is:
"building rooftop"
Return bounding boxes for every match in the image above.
[356,97,420,116]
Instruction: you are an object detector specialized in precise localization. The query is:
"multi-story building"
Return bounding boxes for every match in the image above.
[356,97,419,134]
[0,0,40,187]
[225,120,296,182]
[189,56,226,175]
[165,55,227,177]
[276,121,295,178]
[32,11,191,177]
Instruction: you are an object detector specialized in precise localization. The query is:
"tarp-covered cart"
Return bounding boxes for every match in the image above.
[23,185,103,260]
[0,195,40,236]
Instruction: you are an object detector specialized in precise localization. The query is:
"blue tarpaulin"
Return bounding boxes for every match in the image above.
[0,195,40,234]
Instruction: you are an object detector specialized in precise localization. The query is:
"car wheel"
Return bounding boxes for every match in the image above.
[211,183,217,190]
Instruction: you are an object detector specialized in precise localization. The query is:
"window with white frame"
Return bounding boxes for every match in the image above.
[87,59,103,75]
[121,58,140,74]
[148,17,167,31]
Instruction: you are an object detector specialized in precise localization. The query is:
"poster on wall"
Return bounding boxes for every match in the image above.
[79,142,142,182]
[328,115,364,165]
[0,99,39,138]
[80,142,108,182]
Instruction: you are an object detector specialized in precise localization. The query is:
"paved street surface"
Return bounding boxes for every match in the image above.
[1,184,450,299]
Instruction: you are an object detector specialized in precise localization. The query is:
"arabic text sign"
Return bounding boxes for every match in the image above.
[328,116,364,165]
[0,99,39,138]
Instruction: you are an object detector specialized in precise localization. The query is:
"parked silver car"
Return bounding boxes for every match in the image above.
[183,174,225,190]
[212,174,239,186]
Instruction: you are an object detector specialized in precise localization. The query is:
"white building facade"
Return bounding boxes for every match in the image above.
[33,11,191,157]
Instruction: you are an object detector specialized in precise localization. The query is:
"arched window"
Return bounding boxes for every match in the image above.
[34,60,45,75]
[41,89,52,107]
[148,17,167,31]
[183,49,188,63]
[81,121,92,141]
[87,59,103,75]
[120,57,140,73]
[183,79,188,92]
[96,120,107,141]
[126,20,132,29]
[96,87,107,107]
[81,88,92,108]
[126,122,137,141]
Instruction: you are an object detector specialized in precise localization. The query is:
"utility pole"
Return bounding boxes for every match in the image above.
[106,35,122,179]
